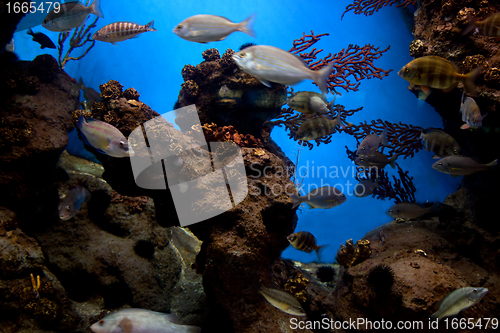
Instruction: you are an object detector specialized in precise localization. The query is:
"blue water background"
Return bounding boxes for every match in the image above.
[14,0,461,263]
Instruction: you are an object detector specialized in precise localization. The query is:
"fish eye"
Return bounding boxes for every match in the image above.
[438,163,443,167]
[119,141,124,146]
[389,209,393,213]
[239,52,246,57]
[99,320,105,325]
[176,24,183,30]
[404,67,409,73]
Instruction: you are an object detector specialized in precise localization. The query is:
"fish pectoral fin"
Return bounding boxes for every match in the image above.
[258,79,272,87]
[432,154,441,159]
[111,42,119,46]
[460,123,470,130]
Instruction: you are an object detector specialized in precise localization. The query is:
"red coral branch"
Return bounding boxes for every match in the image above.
[341,0,416,19]
[289,31,392,94]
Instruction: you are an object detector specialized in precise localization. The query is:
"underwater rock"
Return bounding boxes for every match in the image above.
[202,122,263,148]
[335,238,372,267]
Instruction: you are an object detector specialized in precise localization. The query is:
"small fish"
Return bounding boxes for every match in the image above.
[287,231,325,259]
[376,228,386,244]
[77,113,134,158]
[398,56,481,96]
[90,308,201,333]
[286,91,333,115]
[432,156,498,176]
[173,13,255,43]
[460,93,486,130]
[258,286,306,317]
[290,186,346,209]
[294,114,344,141]
[43,0,104,32]
[232,45,334,95]
[386,202,440,221]
[356,129,389,155]
[93,20,157,45]
[27,28,56,49]
[353,178,379,198]
[58,185,91,220]
[462,12,500,37]
[430,287,488,320]
[420,129,462,158]
[355,152,398,169]
[75,77,102,107]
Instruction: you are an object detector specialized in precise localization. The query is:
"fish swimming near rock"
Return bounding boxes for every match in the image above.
[294,113,345,141]
[430,287,488,320]
[27,29,56,49]
[90,308,201,333]
[356,129,389,155]
[173,13,255,43]
[386,202,440,221]
[355,152,399,169]
[232,45,334,95]
[287,231,325,259]
[75,77,102,106]
[353,179,379,198]
[290,186,346,209]
[43,0,104,32]
[258,286,306,317]
[286,91,334,114]
[93,20,157,45]
[432,156,498,176]
[58,184,91,220]
[420,129,462,158]
[398,56,481,96]
[462,12,500,37]
[77,113,134,158]
[460,93,485,130]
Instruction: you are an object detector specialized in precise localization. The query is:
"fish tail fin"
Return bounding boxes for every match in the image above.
[146,20,157,31]
[461,13,476,36]
[239,12,256,38]
[464,66,482,96]
[316,62,334,96]
[389,154,398,169]
[487,159,498,169]
[290,194,302,209]
[316,244,328,261]
[90,0,104,18]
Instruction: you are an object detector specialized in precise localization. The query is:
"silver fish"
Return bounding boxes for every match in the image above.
[432,156,497,176]
[356,129,389,155]
[232,45,334,95]
[420,129,462,158]
[353,179,379,198]
[386,202,439,221]
[290,186,346,209]
[430,287,488,320]
[93,20,157,45]
[286,91,330,115]
[460,93,485,130]
[77,114,134,158]
[58,185,91,220]
[42,0,104,32]
[90,308,201,333]
[173,13,255,43]
[259,286,306,317]
[355,152,398,169]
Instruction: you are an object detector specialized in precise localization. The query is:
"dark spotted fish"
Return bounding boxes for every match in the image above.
[92,20,157,45]
[398,56,481,95]
[462,12,500,37]
[27,28,56,49]
[420,129,462,158]
[287,231,325,259]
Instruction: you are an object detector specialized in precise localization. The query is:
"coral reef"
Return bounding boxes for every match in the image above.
[342,0,417,19]
[289,31,392,94]
[335,239,372,267]
[57,17,98,69]
[202,122,264,148]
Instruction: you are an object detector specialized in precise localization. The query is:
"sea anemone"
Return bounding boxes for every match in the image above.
[367,264,395,293]
[316,266,336,283]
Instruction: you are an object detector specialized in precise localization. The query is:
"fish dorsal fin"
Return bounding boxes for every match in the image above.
[427,55,460,72]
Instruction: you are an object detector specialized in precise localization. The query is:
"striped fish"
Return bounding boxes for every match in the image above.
[462,12,500,37]
[173,14,255,43]
[232,45,334,95]
[286,91,330,115]
[92,21,157,45]
[398,56,481,96]
[460,92,485,130]
[294,114,343,141]
[287,231,325,259]
[420,129,462,158]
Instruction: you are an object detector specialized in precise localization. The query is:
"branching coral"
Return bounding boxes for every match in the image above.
[57,16,98,69]
[289,31,392,94]
[342,0,417,19]
[202,123,263,148]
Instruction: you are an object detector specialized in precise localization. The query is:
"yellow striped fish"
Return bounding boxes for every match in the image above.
[287,231,325,259]
[420,129,462,158]
[398,56,481,95]
[232,45,334,95]
[173,14,255,43]
[92,21,157,45]
[462,12,500,37]
[294,113,343,141]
